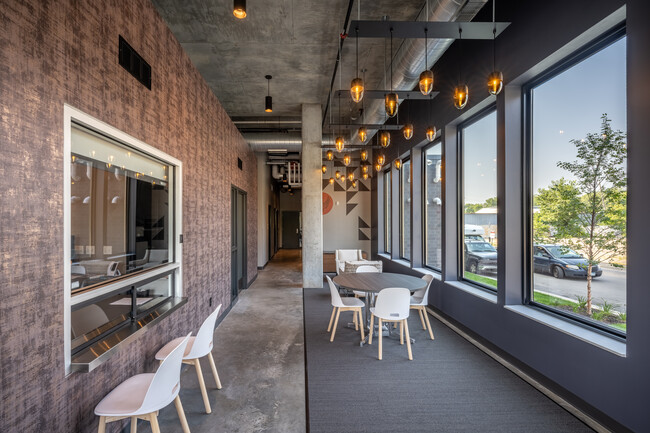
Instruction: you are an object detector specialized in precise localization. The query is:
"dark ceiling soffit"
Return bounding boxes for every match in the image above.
[349,20,510,39]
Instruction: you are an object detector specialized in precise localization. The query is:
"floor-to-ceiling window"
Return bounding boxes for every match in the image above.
[383,169,391,254]
[424,141,442,271]
[400,158,411,261]
[460,110,498,289]
[527,29,627,335]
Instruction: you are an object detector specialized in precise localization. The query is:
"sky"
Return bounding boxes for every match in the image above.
[462,36,626,204]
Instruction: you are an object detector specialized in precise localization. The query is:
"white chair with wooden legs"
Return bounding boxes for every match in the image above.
[155,305,223,414]
[368,288,412,360]
[352,265,380,298]
[326,275,365,342]
[95,333,192,433]
[410,275,435,340]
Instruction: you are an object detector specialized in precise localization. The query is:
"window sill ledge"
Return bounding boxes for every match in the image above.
[505,305,626,357]
[413,267,442,281]
[69,297,187,373]
[446,281,498,304]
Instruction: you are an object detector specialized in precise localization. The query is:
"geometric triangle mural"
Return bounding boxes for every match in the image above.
[346,203,358,215]
[358,217,369,228]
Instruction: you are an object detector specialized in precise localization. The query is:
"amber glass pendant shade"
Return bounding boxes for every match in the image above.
[419,70,434,95]
[375,162,382,172]
[329,177,335,184]
[343,154,351,166]
[233,0,246,18]
[403,123,414,140]
[321,165,327,173]
[352,180,358,188]
[453,84,469,109]
[350,77,364,103]
[326,150,334,161]
[358,127,368,143]
[335,136,344,152]
[385,93,399,118]
[394,159,401,170]
[426,126,437,142]
[362,172,369,180]
[335,170,341,179]
[377,154,385,166]
[379,131,390,148]
[361,164,369,174]
[487,70,503,95]
[360,149,368,161]
[348,172,355,181]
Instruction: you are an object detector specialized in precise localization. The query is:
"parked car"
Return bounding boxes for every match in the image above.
[533,245,603,279]
[464,241,497,274]
[464,224,486,241]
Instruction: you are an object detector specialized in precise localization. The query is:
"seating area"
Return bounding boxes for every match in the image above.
[3,1,648,432]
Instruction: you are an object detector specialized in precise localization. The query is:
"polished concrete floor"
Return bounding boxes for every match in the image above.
[138,249,305,433]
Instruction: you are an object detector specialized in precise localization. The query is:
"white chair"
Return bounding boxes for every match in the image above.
[410,275,435,340]
[335,249,364,275]
[353,265,380,298]
[95,333,192,433]
[71,265,86,275]
[326,275,365,342]
[368,288,412,360]
[155,305,223,414]
[71,304,109,338]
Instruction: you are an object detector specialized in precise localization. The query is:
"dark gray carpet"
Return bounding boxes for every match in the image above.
[304,287,594,433]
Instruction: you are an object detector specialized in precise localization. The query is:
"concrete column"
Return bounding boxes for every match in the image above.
[256,152,270,268]
[301,104,323,288]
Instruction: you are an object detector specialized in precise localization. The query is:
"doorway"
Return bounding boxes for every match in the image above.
[231,186,247,301]
[282,210,301,249]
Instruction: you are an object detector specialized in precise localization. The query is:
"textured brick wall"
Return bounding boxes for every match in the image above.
[0,0,257,431]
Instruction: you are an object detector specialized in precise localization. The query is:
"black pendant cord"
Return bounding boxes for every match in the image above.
[390,28,394,92]
[492,0,497,71]
[424,27,428,72]
[458,27,463,84]
[356,27,359,77]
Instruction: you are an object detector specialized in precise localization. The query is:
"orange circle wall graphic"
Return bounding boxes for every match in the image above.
[323,192,333,215]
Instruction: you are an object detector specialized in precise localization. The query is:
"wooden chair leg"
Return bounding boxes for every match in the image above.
[353,309,358,330]
[327,307,336,332]
[330,308,341,342]
[404,320,413,360]
[358,309,365,340]
[174,396,191,433]
[378,318,383,360]
[400,321,404,345]
[422,308,435,340]
[207,352,222,389]
[418,308,426,329]
[194,359,212,414]
[368,314,374,344]
[97,416,107,433]
[130,416,138,433]
[149,413,161,433]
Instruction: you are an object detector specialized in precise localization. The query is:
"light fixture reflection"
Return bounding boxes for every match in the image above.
[379,130,390,148]
[426,126,437,142]
[453,84,469,110]
[403,123,413,140]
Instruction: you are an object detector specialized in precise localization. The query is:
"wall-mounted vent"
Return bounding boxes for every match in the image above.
[118,35,151,90]
[238,158,243,170]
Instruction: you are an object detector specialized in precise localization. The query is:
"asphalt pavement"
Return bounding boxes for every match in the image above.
[533,266,626,313]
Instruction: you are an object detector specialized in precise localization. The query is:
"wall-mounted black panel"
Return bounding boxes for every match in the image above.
[118,35,151,90]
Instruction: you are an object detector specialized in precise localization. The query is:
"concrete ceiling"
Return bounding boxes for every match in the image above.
[151,0,433,121]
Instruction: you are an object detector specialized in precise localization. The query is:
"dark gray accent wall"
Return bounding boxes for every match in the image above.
[374,1,650,431]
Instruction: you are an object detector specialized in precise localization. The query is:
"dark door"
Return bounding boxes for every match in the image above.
[231,187,247,301]
[282,211,301,249]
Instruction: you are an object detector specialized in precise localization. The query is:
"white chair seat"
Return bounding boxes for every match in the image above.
[370,306,409,321]
[341,297,365,308]
[95,373,157,416]
[410,295,425,306]
[154,336,214,361]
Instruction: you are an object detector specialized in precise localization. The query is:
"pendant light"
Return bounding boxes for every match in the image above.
[335,170,341,179]
[358,126,368,143]
[377,154,386,166]
[233,0,246,19]
[360,149,368,161]
[322,165,327,174]
[453,28,469,110]
[362,172,369,180]
[343,154,351,166]
[352,180,358,188]
[419,27,434,95]
[348,172,355,181]
[385,28,398,118]
[403,94,413,140]
[350,27,364,103]
[426,93,436,142]
[361,164,369,174]
[394,159,402,170]
[375,162,382,172]
[380,130,390,148]
[265,75,273,112]
[326,150,334,161]
[487,1,503,95]
[329,177,335,185]
[335,136,344,152]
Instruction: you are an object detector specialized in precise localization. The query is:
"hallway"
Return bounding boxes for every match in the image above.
[142,249,305,433]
